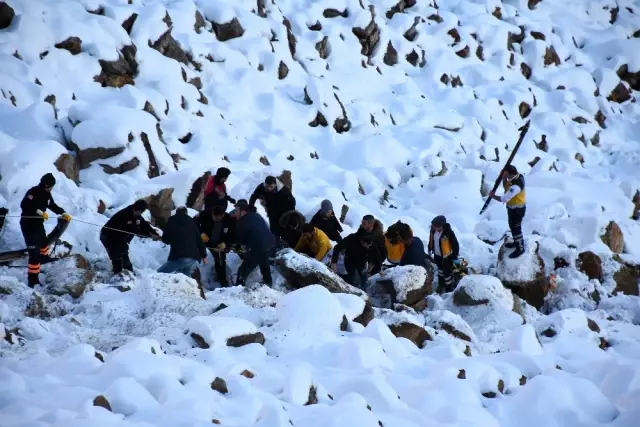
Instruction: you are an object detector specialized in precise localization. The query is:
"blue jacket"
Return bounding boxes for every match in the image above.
[400,237,427,268]
[236,212,276,253]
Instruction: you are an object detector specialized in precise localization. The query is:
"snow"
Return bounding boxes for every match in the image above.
[1,0,640,426]
[368,265,428,303]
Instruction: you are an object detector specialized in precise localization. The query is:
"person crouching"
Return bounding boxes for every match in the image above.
[158,207,208,276]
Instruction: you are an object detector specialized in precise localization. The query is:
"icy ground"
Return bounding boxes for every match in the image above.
[2,0,640,426]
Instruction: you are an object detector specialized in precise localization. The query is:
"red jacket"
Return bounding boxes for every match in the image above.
[205,176,227,198]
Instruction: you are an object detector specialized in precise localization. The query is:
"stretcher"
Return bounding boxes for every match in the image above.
[0,215,70,265]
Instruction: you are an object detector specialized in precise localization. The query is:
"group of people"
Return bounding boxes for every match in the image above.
[17,165,527,290]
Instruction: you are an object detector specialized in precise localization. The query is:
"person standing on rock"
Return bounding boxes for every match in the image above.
[331,232,374,290]
[100,199,161,275]
[158,207,208,276]
[20,173,72,287]
[194,205,236,286]
[204,167,236,211]
[295,223,332,262]
[427,215,459,292]
[310,199,343,242]
[234,201,276,287]
[248,176,296,237]
[489,165,526,259]
[356,215,387,275]
[279,209,306,248]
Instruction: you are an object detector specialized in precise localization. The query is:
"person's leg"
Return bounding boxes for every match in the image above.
[508,207,525,258]
[214,251,228,285]
[434,255,445,292]
[22,223,43,287]
[176,258,198,276]
[441,257,455,292]
[236,251,260,286]
[257,249,274,286]
[157,259,180,273]
[121,245,133,271]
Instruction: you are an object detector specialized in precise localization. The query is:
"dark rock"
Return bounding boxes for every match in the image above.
[54,153,80,184]
[0,2,15,29]
[323,9,348,18]
[100,157,140,175]
[521,62,532,79]
[55,37,82,55]
[352,8,380,57]
[94,45,138,88]
[554,256,570,269]
[98,200,106,214]
[528,0,542,9]
[332,93,351,133]
[151,30,189,64]
[122,13,138,34]
[179,133,192,144]
[458,369,466,379]
[404,17,420,41]
[94,351,104,362]
[389,322,432,348]
[453,286,489,306]
[189,76,203,89]
[383,41,398,66]
[519,102,531,119]
[308,21,322,31]
[306,385,318,405]
[507,27,525,51]
[282,18,296,57]
[191,332,209,349]
[492,7,502,19]
[541,327,556,337]
[455,45,470,58]
[316,36,329,59]
[226,332,265,347]
[497,241,550,310]
[69,142,125,170]
[340,315,349,331]
[617,64,640,91]
[613,263,640,296]
[194,10,206,33]
[93,395,112,412]
[406,50,419,66]
[353,301,374,327]
[448,28,461,44]
[587,318,600,333]
[607,82,632,103]
[139,132,160,178]
[544,46,561,66]
[428,14,443,23]
[211,377,228,394]
[212,17,245,42]
[146,188,175,228]
[278,61,289,79]
[186,171,212,211]
[440,322,471,342]
[386,0,417,19]
[530,31,546,41]
[241,369,254,378]
[601,221,624,253]
[595,110,607,128]
[577,251,603,281]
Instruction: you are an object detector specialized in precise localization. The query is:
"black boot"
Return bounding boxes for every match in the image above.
[504,241,517,249]
[509,240,525,259]
[27,273,41,288]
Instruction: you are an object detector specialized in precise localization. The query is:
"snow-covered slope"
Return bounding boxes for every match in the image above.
[2,0,640,426]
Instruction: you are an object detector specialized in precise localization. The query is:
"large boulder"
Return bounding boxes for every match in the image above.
[613,261,640,296]
[273,249,368,299]
[186,316,264,349]
[54,153,80,184]
[577,251,603,281]
[375,308,432,348]
[94,45,138,88]
[601,221,624,254]
[145,188,175,228]
[368,265,432,307]
[496,238,549,309]
[44,254,94,298]
[212,17,245,41]
[186,171,212,211]
[0,2,14,30]
[453,274,515,311]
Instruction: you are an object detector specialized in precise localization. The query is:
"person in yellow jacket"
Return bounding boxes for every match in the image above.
[489,165,526,259]
[384,221,408,266]
[295,223,332,261]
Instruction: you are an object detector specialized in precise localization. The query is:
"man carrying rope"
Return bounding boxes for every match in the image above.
[100,199,161,275]
[20,173,72,287]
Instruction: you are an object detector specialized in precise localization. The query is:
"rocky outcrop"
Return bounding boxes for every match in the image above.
[496,238,549,309]
[140,132,160,178]
[601,221,624,253]
[45,254,94,298]
[607,82,632,103]
[0,2,14,29]
[370,265,432,307]
[94,45,138,88]
[212,17,245,41]
[273,249,368,298]
[151,30,189,64]
[55,37,82,55]
[54,153,80,184]
[383,41,398,66]
[577,251,603,281]
[352,7,380,57]
[68,141,126,170]
[146,188,175,228]
[386,0,417,19]
[185,171,212,211]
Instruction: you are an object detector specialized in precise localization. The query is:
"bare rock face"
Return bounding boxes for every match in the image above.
[613,262,640,296]
[55,37,82,55]
[352,8,380,57]
[186,171,212,211]
[146,188,175,228]
[273,249,368,298]
[601,221,624,254]
[577,251,603,281]
[496,238,549,309]
[45,254,94,299]
[151,30,189,64]
[0,2,15,29]
[212,17,245,42]
[388,322,432,348]
[54,153,80,184]
[94,45,138,88]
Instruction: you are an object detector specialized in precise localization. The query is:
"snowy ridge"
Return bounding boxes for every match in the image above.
[1,0,640,426]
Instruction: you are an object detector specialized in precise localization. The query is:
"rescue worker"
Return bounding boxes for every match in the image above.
[489,165,526,258]
[100,199,161,275]
[331,232,374,290]
[310,199,343,242]
[398,226,428,269]
[295,223,332,262]
[19,173,71,287]
[195,205,236,286]
[158,207,208,276]
[234,201,276,286]
[248,176,296,237]
[204,167,236,211]
[279,209,306,248]
[427,215,460,292]
[384,221,408,267]
[356,215,387,275]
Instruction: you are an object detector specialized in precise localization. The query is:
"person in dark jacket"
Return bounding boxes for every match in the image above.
[248,176,296,237]
[20,173,72,287]
[204,167,236,211]
[158,207,208,276]
[427,215,460,292]
[356,215,386,275]
[234,201,276,286]
[279,209,306,248]
[331,233,374,290]
[310,199,343,242]
[194,205,236,286]
[100,199,161,275]
[398,226,428,269]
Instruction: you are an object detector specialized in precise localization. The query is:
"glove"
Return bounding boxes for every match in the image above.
[227,196,236,204]
[36,210,48,221]
[61,213,72,221]
[201,233,210,243]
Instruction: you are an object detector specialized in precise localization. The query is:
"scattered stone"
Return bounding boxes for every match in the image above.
[530,31,546,41]
[93,395,112,412]
[353,300,374,327]
[54,153,80,184]
[587,318,601,333]
[308,21,322,31]
[100,157,140,175]
[352,8,380,57]
[613,263,640,296]
[323,9,348,18]
[599,337,610,350]
[241,369,255,378]
[212,17,245,42]
[406,50,419,66]
[55,37,82,55]
[278,61,289,79]
[617,64,640,91]
[259,155,270,166]
[577,251,603,281]
[121,13,138,34]
[383,41,398,66]
[458,369,466,379]
[0,2,14,29]
[455,45,470,58]
[439,322,472,342]
[428,14,443,23]
[226,332,265,347]
[388,322,432,348]
[191,332,209,349]
[282,18,297,57]
[211,377,229,394]
[541,327,556,337]
[521,62,532,79]
[140,132,160,178]
[94,351,104,362]
[404,17,420,41]
[595,110,607,128]
[519,102,531,119]
[386,0,417,19]
[544,46,561,66]
[309,111,328,127]
[194,10,206,33]
[601,221,624,253]
[340,315,349,331]
[306,385,319,405]
[316,36,329,59]
[94,45,138,88]
[607,82,632,103]
[528,0,542,10]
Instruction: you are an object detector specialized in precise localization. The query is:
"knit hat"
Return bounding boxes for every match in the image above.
[133,199,148,212]
[320,199,333,214]
[431,215,447,227]
[216,167,231,178]
[40,173,56,188]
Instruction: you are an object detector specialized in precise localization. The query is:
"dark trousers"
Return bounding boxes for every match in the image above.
[507,207,526,250]
[209,249,228,285]
[236,247,275,286]
[345,265,367,290]
[100,233,132,274]
[20,220,49,285]
[434,255,454,292]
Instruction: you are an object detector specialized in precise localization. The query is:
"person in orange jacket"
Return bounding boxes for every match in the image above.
[295,223,332,262]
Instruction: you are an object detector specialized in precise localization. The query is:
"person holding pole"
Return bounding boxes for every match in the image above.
[489,165,526,259]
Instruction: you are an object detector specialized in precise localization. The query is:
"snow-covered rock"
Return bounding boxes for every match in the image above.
[44,254,94,298]
[497,237,549,309]
[453,275,515,311]
[186,315,264,349]
[368,264,432,307]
